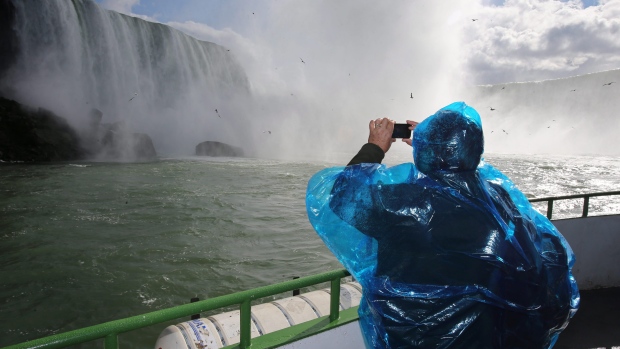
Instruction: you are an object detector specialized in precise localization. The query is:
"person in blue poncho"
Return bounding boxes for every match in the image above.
[306,102,579,349]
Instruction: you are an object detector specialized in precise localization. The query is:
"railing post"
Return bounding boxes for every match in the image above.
[582,196,590,217]
[104,333,118,349]
[547,200,554,219]
[329,278,341,322]
[240,299,252,348]
[190,297,200,320]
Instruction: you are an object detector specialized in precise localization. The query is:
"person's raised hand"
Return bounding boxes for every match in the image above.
[368,117,395,153]
[402,120,419,147]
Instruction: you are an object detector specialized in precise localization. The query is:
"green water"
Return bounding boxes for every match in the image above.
[1,154,619,348]
[0,157,341,348]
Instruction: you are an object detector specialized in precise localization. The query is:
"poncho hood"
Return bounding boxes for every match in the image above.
[413,101,484,175]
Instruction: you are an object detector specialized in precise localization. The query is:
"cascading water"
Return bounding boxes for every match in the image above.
[0,0,251,158]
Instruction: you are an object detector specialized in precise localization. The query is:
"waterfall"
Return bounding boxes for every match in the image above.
[0,0,251,156]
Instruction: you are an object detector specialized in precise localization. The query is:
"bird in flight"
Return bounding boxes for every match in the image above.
[570,89,576,92]
[263,130,271,134]
[603,82,615,86]
[490,107,495,111]
[215,109,221,118]
[410,93,413,99]
[502,129,508,134]
[472,19,478,21]
[129,92,138,101]
[300,58,305,64]
[501,87,505,90]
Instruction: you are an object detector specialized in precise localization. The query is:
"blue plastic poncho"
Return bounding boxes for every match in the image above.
[306,102,579,349]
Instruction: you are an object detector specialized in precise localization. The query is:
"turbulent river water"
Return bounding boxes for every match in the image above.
[1,153,619,348]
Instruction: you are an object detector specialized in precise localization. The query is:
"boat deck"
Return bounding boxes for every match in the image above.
[555,287,620,349]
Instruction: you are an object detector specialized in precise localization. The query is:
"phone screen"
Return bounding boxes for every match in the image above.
[392,123,411,138]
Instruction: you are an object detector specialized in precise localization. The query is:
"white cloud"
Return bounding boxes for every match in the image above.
[99,0,139,15]
[464,0,620,84]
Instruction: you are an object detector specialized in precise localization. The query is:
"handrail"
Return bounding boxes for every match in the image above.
[528,190,620,219]
[2,269,351,349]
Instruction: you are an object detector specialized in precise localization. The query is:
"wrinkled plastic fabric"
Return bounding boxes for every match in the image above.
[306,102,579,349]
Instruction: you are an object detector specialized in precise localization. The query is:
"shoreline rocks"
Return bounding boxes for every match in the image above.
[0,97,86,162]
[0,97,157,163]
[196,141,244,157]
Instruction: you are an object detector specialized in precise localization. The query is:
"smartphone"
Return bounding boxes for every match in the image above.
[391,123,412,138]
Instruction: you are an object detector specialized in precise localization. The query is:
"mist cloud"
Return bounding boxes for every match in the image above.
[88,0,620,159]
[152,1,476,162]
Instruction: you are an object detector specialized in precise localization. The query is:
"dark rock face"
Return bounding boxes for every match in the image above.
[99,126,157,161]
[0,97,157,162]
[131,133,157,160]
[0,97,86,162]
[0,0,18,80]
[196,141,244,157]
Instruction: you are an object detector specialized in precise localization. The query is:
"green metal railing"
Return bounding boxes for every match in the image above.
[529,190,620,219]
[2,269,351,349]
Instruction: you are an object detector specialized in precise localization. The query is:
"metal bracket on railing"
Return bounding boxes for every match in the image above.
[547,200,554,219]
[240,299,252,349]
[330,278,341,322]
[582,196,590,217]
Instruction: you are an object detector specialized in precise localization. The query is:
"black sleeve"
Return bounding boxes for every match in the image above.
[347,143,385,166]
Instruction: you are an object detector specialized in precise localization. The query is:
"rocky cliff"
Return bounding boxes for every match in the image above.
[0,97,86,162]
[196,141,244,157]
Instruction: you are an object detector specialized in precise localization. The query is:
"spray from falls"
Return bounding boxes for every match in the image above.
[461,69,620,156]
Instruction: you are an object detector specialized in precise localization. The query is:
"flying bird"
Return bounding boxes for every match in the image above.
[300,58,305,64]
[472,19,478,21]
[570,89,577,92]
[603,82,615,86]
[129,92,138,101]
[490,107,495,111]
[502,129,508,135]
[501,87,505,90]
[410,93,413,99]
[263,130,271,134]
[215,109,221,118]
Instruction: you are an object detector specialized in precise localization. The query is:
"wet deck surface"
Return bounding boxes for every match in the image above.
[555,287,620,349]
